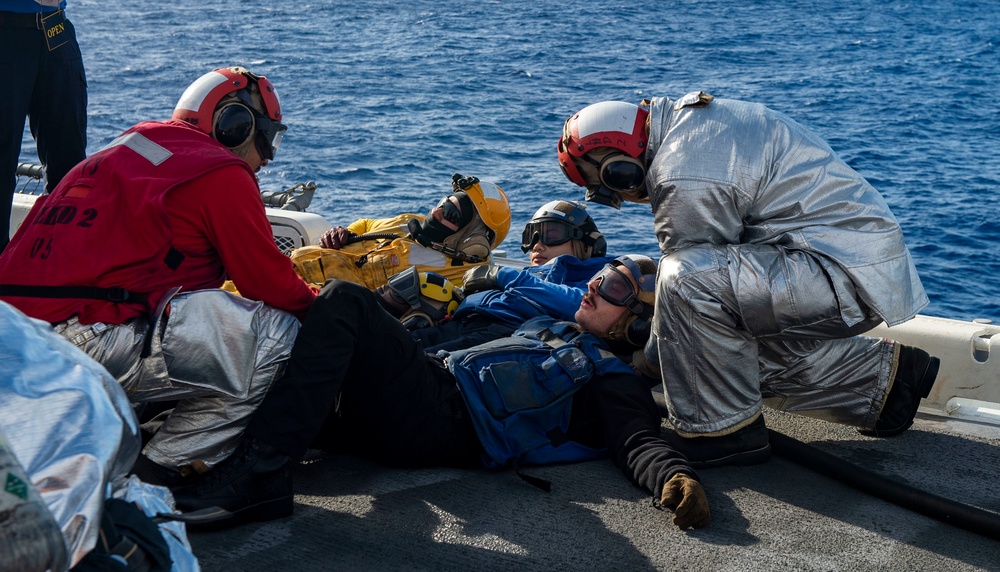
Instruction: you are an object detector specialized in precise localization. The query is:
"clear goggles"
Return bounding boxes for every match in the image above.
[255,116,287,161]
[593,263,644,315]
[582,153,646,193]
[520,220,583,252]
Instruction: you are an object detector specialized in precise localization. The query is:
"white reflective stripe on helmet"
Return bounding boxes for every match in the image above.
[174,70,230,114]
[478,181,505,202]
[575,101,643,140]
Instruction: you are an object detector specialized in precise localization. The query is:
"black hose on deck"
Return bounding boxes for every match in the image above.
[651,391,1000,540]
[768,429,1000,541]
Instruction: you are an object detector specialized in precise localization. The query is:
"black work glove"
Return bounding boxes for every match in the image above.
[630,349,661,381]
[659,473,711,529]
[319,226,355,249]
[461,265,501,294]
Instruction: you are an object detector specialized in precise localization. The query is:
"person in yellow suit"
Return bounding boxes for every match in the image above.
[291,174,510,290]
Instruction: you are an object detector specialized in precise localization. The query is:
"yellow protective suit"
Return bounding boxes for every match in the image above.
[289,213,490,290]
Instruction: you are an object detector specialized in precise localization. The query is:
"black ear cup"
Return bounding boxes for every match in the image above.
[625,317,651,347]
[590,234,608,257]
[213,103,255,149]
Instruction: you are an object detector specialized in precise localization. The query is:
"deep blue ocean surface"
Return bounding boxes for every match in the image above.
[19,0,1000,321]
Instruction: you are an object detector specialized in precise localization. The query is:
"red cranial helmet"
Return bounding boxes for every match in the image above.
[557,101,650,209]
[172,66,286,160]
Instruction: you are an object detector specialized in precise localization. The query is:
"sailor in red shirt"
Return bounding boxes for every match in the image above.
[0,66,316,485]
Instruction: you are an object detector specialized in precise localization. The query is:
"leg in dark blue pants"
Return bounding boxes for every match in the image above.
[248,279,482,468]
[0,16,87,251]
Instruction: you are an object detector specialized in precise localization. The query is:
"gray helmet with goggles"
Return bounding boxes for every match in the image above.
[593,254,656,348]
[521,200,607,259]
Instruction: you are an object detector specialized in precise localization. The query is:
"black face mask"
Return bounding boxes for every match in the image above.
[408,216,456,247]
[408,193,474,246]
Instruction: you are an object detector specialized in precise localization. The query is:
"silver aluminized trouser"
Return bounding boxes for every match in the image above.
[647,244,896,437]
[54,288,300,472]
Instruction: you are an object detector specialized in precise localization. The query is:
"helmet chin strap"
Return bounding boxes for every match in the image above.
[585,184,624,209]
[604,310,633,342]
[428,240,487,264]
[604,311,651,348]
[618,183,650,204]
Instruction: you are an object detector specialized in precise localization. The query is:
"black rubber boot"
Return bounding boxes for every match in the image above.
[171,438,293,529]
[859,345,940,438]
[131,454,190,489]
[662,415,772,469]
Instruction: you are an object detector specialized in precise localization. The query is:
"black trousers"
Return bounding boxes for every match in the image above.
[411,312,518,354]
[247,280,483,468]
[1,15,88,252]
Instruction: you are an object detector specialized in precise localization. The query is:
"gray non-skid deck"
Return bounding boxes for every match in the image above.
[187,409,1000,571]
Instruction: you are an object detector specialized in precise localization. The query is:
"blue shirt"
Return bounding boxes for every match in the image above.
[453,255,614,325]
[1,1,66,14]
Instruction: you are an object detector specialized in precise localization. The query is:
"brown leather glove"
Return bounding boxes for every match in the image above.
[319,226,354,249]
[659,473,711,529]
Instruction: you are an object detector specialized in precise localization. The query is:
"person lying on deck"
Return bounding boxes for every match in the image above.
[411,199,617,353]
[289,173,511,290]
[166,254,712,532]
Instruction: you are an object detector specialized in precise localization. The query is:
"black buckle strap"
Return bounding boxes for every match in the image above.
[511,459,552,493]
[0,283,161,358]
[0,284,148,308]
[106,286,131,303]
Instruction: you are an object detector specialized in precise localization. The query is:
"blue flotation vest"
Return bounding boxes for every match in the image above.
[446,316,639,469]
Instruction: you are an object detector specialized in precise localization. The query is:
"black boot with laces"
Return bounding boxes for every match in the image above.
[171,437,293,529]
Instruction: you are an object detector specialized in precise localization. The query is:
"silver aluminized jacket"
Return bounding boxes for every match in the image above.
[54,288,300,473]
[643,93,928,435]
[0,302,198,570]
[646,93,927,326]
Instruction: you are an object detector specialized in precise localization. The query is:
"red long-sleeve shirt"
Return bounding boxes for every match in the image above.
[0,121,315,324]
[165,165,316,320]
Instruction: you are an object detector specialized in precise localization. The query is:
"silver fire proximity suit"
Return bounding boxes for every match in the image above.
[54,288,300,471]
[643,93,928,437]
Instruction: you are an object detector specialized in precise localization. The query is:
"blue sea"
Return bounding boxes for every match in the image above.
[19,0,1000,321]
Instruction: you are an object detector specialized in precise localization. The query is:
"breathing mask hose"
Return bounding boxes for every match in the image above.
[767,429,1000,541]
[345,232,403,244]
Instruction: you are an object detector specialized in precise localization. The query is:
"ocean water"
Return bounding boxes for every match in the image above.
[19,0,1000,321]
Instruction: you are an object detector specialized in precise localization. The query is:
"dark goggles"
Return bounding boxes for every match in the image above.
[593,263,644,316]
[520,220,583,253]
[582,153,646,193]
[385,267,423,310]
